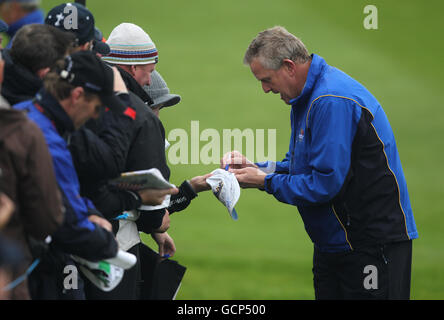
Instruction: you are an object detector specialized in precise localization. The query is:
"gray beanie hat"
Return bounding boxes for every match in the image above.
[143,70,181,109]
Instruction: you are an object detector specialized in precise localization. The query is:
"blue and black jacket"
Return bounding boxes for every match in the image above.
[14,91,118,261]
[257,54,418,253]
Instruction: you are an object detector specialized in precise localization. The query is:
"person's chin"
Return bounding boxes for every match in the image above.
[280,95,290,104]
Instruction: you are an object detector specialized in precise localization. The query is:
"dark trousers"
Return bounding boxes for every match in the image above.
[313,240,412,300]
[84,244,141,300]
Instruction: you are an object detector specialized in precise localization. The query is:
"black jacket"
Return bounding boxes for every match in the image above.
[76,92,170,226]
[125,91,170,232]
[116,66,198,217]
[75,66,170,232]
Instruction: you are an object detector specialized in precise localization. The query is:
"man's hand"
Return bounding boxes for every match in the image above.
[221,151,258,170]
[88,214,113,232]
[189,173,213,193]
[230,167,267,189]
[137,187,179,206]
[151,231,176,258]
[153,209,170,233]
[0,193,14,229]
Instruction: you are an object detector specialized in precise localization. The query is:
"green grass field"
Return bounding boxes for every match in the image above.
[39,0,444,299]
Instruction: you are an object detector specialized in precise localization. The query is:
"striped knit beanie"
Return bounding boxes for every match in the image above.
[102,23,158,65]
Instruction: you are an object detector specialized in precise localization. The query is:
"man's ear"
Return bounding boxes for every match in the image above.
[79,41,92,51]
[282,59,297,76]
[129,65,137,77]
[70,86,85,104]
[36,67,50,80]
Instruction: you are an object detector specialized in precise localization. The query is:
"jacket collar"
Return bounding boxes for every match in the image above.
[2,49,42,104]
[116,65,154,105]
[6,10,44,47]
[35,89,75,136]
[289,53,326,107]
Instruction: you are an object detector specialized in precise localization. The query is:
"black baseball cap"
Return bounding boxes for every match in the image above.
[92,27,110,55]
[45,2,95,45]
[58,50,126,113]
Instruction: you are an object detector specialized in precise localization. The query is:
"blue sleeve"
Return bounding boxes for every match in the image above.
[264,97,361,206]
[48,138,96,231]
[256,152,290,174]
[276,151,291,172]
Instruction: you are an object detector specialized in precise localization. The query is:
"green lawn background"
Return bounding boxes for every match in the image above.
[39,0,444,299]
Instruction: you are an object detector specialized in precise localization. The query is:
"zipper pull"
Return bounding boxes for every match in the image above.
[380,246,388,265]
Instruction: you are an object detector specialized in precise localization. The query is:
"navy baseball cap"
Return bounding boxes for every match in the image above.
[92,27,110,55]
[45,2,95,45]
[58,50,126,113]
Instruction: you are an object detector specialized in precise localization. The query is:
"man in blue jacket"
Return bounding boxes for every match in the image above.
[223,26,418,299]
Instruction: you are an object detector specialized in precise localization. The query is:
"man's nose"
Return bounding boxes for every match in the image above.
[261,82,271,93]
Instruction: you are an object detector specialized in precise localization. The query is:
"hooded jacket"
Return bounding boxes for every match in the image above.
[0,96,63,299]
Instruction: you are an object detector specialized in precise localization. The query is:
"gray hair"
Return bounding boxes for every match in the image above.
[243,26,310,70]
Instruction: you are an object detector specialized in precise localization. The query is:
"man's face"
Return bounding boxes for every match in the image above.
[71,93,102,129]
[250,58,299,105]
[133,63,156,87]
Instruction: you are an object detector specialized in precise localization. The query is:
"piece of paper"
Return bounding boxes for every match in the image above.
[109,168,174,191]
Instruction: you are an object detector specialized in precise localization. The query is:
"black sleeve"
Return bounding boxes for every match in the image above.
[168,180,198,215]
[88,183,142,220]
[51,189,118,261]
[69,103,135,181]
[125,93,170,180]
[135,209,167,234]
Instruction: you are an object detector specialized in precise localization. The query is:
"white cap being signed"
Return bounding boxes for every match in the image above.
[206,168,240,220]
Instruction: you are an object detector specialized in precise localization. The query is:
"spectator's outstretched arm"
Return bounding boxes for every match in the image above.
[168,175,212,215]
